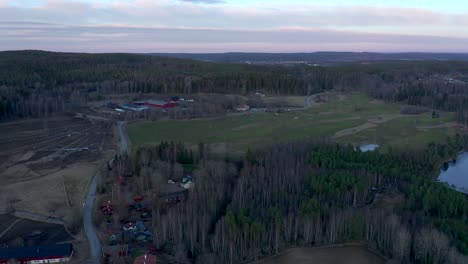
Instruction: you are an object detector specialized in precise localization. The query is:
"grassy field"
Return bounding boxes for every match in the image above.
[128,93,460,153]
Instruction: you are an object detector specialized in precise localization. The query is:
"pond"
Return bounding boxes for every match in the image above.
[359,144,380,152]
[438,152,468,194]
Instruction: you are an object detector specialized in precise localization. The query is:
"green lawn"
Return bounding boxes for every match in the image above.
[128,93,459,153]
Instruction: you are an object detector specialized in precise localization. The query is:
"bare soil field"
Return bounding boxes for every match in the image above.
[0,214,72,247]
[253,245,385,264]
[0,113,116,254]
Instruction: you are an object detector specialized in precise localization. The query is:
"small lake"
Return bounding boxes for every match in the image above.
[438,152,468,194]
[359,144,380,152]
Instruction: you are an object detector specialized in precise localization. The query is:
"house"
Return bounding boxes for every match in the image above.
[236,104,250,111]
[133,100,176,109]
[101,201,113,215]
[182,175,192,184]
[0,243,73,264]
[133,254,157,264]
[180,175,193,189]
[181,181,193,189]
[123,222,137,232]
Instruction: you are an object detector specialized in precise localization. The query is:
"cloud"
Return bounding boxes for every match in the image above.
[0,1,462,29]
[1,22,467,53]
[0,0,468,52]
[177,0,225,4]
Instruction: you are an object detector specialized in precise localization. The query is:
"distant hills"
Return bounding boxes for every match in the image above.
[150,52,468,64]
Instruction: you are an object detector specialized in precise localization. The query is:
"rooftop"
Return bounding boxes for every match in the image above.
[0,243,73,260]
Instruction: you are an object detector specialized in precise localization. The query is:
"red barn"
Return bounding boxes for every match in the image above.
[133,100,175,109]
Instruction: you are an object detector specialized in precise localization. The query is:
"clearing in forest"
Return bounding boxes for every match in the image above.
[128,93,460,153]
[252,245,384,264]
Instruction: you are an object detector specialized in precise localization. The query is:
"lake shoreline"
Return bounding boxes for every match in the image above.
[438,151,468,194]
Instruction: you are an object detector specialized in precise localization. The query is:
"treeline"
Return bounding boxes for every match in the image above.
[0,50,331,120]
[127,137,468,264]
[2,50,468,122]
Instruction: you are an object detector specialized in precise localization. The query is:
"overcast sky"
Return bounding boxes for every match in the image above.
[1,0,468,53]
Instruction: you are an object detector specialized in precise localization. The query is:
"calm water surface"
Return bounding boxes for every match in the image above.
[438,152,468,194]
[359,144,380,152]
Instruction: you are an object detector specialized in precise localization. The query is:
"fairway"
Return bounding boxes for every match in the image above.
[128,93,460,153]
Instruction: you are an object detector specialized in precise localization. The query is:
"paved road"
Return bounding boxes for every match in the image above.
[83,166,101,264]
[84,121,127,263]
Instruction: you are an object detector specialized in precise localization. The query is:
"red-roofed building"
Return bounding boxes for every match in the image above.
[101,201,113,215]
[133,100,176,109]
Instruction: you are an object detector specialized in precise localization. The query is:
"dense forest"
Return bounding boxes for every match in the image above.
[123,136,468,264]
[2,50,468,123]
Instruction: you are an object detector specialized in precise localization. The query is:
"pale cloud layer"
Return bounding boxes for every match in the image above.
[0,0,467,52]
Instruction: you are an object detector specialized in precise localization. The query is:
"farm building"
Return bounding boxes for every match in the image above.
[0,243,73,264]
[133,100,176,108]
[121,104,149,111]
[133,254,157,264]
